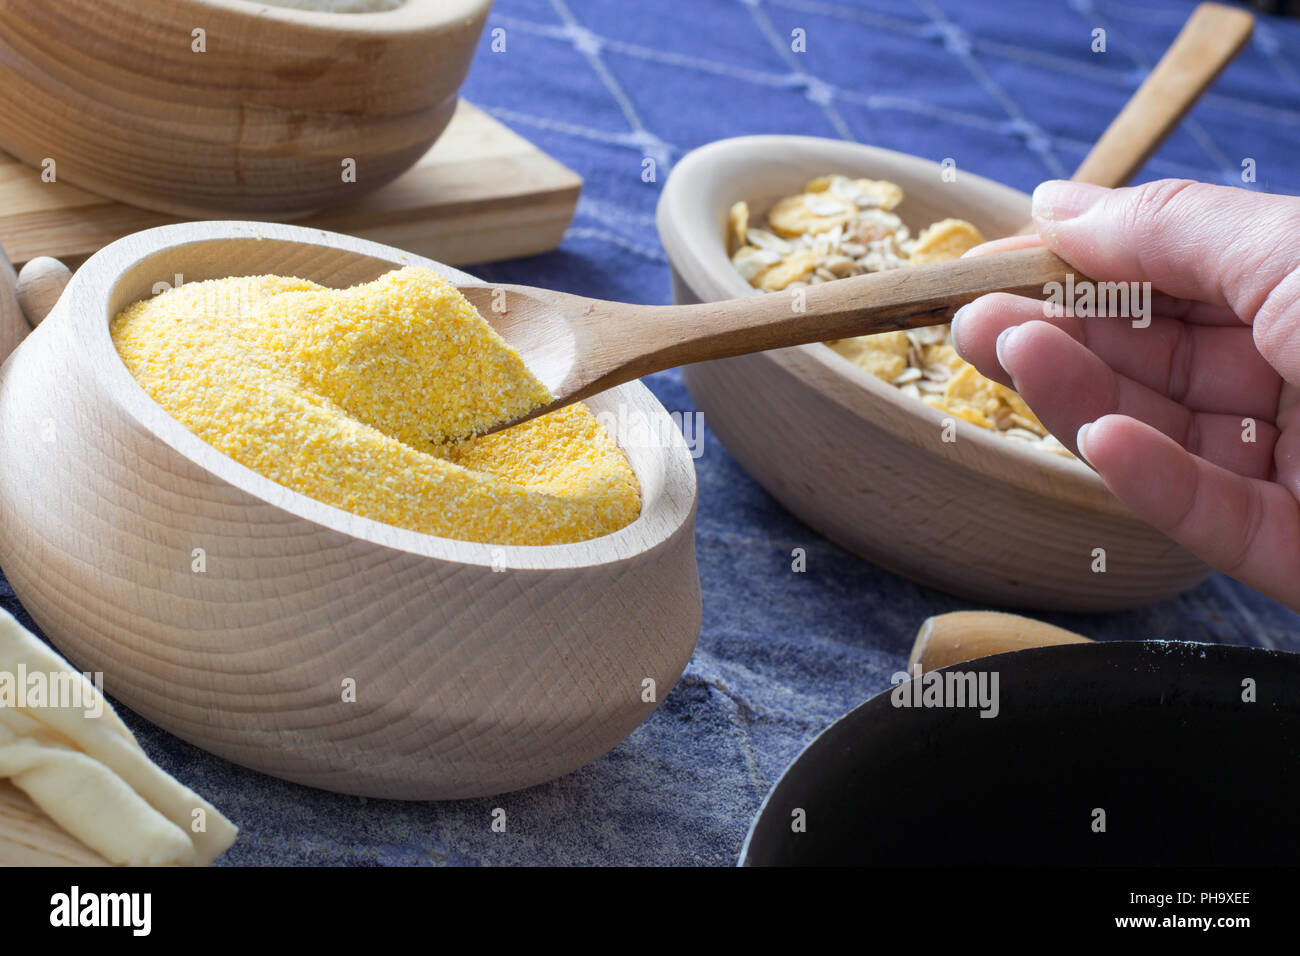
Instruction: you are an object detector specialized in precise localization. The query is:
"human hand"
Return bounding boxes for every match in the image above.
[950,179,1300,609]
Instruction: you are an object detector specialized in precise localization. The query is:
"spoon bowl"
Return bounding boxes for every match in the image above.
[462,246,1076,435]
[0,221,702,799]
[460,286,581,403]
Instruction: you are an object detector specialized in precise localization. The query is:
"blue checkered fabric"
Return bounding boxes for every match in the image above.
[4,0,1299,866]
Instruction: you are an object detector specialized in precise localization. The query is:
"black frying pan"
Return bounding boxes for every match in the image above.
[741,641,1300,865]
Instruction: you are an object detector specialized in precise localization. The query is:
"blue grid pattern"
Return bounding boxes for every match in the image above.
[4,0,1300,867]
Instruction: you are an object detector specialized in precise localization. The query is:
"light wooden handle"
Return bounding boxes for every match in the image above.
[567,246,1077,404]
[909,611,1093,672]
[1073,2,1253,188]
[680,245,1071,356]
[1015,2,1254,236]
[773,244,1074,337]
[16,257,72,328]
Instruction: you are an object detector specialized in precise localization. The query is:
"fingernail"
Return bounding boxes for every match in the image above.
[1032,180,1108,223]
[1076,421,1094,464]
[950,305,971,357]
[994,325,1018,371]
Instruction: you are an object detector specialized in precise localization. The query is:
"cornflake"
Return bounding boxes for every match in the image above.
[728,174,1071,458]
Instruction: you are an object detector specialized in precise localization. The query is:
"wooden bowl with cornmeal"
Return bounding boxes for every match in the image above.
[0,221,701,799]
[657,136,1210,612]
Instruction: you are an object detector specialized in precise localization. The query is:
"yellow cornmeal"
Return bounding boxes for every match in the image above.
[110,267,641,546]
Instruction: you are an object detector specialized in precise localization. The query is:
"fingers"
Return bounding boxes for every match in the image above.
[1029,179,1300,381]
[1149,294,1242,327]
[1030,179,1300,313]
[1278,383,1300,433]
[951,293,1281,420]
[992,320,1277,477]
[1078,414,1300,608]
[1270,407,1300,496]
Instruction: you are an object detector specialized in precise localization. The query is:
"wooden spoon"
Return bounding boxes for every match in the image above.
[467,244,1072,432]
[478,2,1253,432]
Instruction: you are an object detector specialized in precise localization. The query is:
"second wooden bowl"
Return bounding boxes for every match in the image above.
[0,222,702,799]
[0,0,492,218]
[657,136,1209,612]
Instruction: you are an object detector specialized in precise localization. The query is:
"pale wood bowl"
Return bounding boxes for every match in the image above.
[0,0,492,218]
[657,136,1210,612]
[0,222,701,799]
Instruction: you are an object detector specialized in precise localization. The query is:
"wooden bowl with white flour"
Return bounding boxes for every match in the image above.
[657,136,1209,611]
[0,0,492,217]
[0,222,702,799]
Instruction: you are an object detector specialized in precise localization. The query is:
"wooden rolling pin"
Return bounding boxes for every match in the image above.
[909,610,1092,672]
[0,248,70,341]
[15,257,72,327]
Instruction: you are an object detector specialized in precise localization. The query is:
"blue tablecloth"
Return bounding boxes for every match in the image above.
[5,0,1300,867]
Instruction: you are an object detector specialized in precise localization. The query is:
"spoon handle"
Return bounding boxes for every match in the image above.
[1071,2,1252,189]
[577,246,1074,397]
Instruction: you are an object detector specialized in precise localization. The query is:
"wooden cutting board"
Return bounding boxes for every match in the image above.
[0,781,112,866]
[0,100,581,269]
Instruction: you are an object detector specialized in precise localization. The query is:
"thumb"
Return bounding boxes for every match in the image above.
[1032,179,1300,378]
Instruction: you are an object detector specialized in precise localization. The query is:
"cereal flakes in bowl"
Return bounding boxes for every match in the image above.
[657,135,1209,611]
[729,173,1070,457]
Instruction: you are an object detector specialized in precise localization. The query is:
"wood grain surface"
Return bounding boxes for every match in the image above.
[0,245,24,365]
[0,782,113,867]
[0,222,701,799]
[0,0,493,218]
[0,100,581,270]
[14,257,71,327]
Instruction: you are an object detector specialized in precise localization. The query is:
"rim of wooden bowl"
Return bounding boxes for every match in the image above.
[64,221,696,572]
[194,0,488,32]
[657,134,1129,518]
